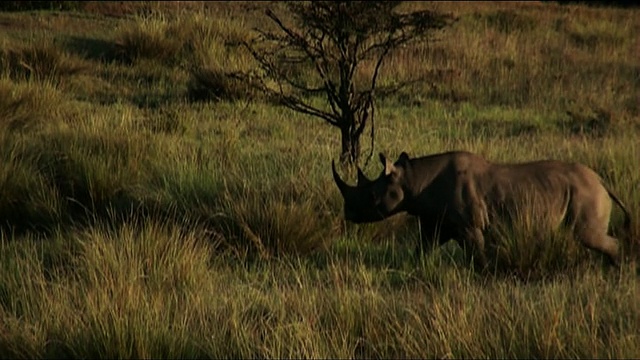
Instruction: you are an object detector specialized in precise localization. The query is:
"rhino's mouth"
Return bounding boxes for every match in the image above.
[344,206,386,223]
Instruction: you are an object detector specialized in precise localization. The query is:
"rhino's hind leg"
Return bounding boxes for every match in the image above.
[577,229,621,267]
[461,227,488,270]
[574,189,621,267]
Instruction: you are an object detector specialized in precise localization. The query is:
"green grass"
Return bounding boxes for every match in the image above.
[0,2,638,358]
[1,222,638,358]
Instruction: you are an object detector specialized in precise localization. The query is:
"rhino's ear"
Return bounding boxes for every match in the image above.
[399,152,410,162]
[395,152,411,169]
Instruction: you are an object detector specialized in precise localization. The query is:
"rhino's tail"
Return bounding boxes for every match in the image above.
[605,186,631,234]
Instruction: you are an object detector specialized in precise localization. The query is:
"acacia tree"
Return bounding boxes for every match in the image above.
[237,1,456,165]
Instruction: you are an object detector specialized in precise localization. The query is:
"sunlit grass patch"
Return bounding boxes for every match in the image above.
[0,78,65,131]
[0,221,218,359]
[0,37,87,85]
[217,177,338,258]
[112,14,184,65]
[0,3,638,358]
[486,201,588,279]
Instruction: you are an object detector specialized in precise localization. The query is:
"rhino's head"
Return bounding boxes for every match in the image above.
[332,152,411,223]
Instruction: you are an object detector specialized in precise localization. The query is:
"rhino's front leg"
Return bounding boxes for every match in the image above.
[462,227,488,270]
[415,215,452,259]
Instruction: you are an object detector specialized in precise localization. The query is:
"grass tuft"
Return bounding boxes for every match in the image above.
[1,38,87,85]
[0,3,638,358]
[112,14,184,65]
[217,180,337,258]
[0,78,67,132]
[187,67,257,102]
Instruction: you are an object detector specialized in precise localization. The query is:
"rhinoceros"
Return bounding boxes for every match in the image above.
[332,151,631,268]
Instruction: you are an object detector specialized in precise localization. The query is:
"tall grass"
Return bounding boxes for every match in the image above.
[0,78,65,131]
[1,221,638,358]
[1,36,87,85]
[384,2,639,119]
[486,192,591,278]
[0,2,638,358]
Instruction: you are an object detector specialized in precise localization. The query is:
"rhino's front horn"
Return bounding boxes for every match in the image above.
[332,160,352,196]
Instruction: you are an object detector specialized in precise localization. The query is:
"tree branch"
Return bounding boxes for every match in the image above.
[221,2,456,165]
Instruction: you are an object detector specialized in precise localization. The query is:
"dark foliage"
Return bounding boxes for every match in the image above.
[555,1,640,8]
[0,1,85,12]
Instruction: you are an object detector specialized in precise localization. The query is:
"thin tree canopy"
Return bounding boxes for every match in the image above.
[234,1,456,165]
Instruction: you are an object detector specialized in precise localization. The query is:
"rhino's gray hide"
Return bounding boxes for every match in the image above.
[333,151,631,267]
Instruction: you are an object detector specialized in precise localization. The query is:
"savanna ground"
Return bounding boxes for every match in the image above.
[0,1,639,358]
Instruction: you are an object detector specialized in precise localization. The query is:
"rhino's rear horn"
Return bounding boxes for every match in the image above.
[379,153,395,176]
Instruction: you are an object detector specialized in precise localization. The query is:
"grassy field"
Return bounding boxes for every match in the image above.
[0,1,639,358]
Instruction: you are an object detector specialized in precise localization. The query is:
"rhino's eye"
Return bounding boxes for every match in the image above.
[388,190,399,200]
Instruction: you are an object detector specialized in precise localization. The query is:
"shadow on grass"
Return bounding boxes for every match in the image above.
[62,36,120,63]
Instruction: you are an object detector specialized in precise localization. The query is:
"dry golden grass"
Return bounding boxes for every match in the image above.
[0,2,638,358]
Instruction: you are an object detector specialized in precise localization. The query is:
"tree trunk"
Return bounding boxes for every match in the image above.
[339,123,360,166]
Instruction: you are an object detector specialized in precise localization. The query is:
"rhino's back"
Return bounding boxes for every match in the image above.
[490,159,602,193]
[483,159,607,226]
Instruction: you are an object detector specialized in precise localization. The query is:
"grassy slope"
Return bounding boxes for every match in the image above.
[0,2,639,358]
